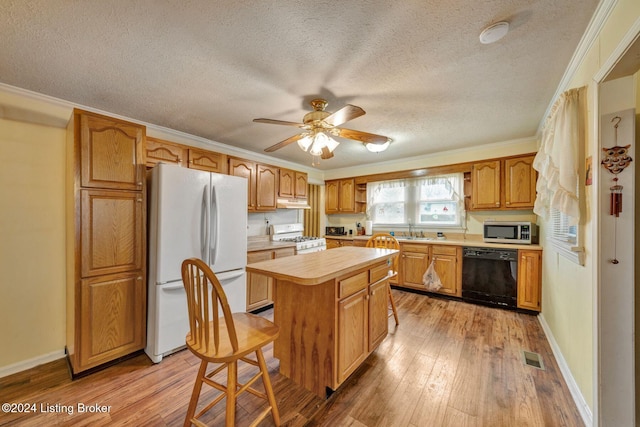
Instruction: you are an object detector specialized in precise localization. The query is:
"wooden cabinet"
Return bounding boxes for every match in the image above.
[504,155,537,208]
[338,287,368,383]
[326,178,357,213]
[368,277,389,350]
[145,137,228,174]
[279,168,308,199]
[398,243,430,290]
[246,246,295,311]
[471,160,501,209]
[471,154,536,210]
[188,147,228,173]
[326,238,355,249]
[66,109,146,375]
[517,250,542,311]
[145,137,188,168]
[79,113,144,191]
[336,268,389,385]
[431,245,462,297]
[229,158,277,211]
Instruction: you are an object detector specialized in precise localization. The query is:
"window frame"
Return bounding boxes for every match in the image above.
[367,173,465,231]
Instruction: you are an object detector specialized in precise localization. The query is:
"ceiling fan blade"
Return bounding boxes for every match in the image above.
[337,128,390,144]
[264,133,305,152]
[321,146,334,159]
[253,118,304,127]
[323,104,365,127]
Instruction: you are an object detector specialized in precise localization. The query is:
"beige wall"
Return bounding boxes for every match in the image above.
[539,0,640,416]
[0,117,67,369]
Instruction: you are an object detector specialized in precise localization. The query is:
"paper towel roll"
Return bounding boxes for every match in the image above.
[365,220,373,236]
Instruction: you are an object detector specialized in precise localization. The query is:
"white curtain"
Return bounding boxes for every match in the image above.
[414,174,464,220]
[533,86,585,225]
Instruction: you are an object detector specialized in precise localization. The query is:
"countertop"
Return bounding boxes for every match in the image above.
[246,246,398,285]
[324,234,542,251]
[247,240,297,252]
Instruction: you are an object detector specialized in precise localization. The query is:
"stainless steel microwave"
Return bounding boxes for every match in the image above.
[483,221,538,244]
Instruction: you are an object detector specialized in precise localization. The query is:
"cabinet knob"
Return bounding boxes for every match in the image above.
[137,276,142,281]
[136,198,142,203]
[495,202,500,206]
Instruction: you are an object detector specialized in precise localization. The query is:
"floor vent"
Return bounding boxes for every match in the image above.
[522,350,545,370]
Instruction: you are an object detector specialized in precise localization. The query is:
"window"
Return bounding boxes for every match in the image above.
[367,173,464,228]
[547,182,584,265]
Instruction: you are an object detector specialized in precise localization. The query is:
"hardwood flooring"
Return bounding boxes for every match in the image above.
[0,291,583,426]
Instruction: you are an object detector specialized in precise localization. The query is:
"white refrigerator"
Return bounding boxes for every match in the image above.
[145,163,248,363]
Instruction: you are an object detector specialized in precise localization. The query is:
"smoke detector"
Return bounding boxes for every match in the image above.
[479,21,509,44]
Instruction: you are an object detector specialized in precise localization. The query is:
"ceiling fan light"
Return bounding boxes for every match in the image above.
[297,135,312,151]
[365,139,390,153]
[325,135,340,153]
[309,133,326,156]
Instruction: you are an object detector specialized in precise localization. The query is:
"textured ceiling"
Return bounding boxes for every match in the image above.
[0,0,600,170]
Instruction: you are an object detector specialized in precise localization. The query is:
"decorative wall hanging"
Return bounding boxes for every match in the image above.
[600,115,633,264]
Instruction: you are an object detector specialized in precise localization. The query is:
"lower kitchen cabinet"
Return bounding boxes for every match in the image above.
[246,246,295,311]
[399,243,430,290]
[431,245,462,297]
[517,249,542,311]
[337,269,389,384]
[326,237,355,249]
[77,272,146,369]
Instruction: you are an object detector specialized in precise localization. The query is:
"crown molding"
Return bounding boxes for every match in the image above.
[537,0,618,133]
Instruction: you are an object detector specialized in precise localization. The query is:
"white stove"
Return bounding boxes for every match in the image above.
[270,223,326,254]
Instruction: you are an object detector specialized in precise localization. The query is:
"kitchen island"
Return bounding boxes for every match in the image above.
[246,246,398,397]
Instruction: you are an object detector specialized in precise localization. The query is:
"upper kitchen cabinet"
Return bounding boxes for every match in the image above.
[504,155,537,208]
[66,109,146,375]
[471,160,501,210]
[326,178,361,214]
[145,137,188,168]
[470,154,536,210]
[78,112,144,191]
[279,168,308,199]
[188,147,228,174]
[229,157,277,211]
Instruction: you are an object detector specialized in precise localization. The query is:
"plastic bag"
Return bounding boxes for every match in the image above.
[422,260,442,291]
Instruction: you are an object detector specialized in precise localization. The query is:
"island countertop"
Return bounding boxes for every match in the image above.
[246,246,398,285]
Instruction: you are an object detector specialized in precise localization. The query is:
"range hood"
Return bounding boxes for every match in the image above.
[276,198,311,209]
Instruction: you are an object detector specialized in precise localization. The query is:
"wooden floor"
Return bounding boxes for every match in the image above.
[0,290,583,427]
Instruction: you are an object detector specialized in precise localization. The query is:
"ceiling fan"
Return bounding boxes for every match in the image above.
[253,98,391,160]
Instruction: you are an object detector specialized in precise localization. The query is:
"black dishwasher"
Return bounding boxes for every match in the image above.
[461,247,518,309]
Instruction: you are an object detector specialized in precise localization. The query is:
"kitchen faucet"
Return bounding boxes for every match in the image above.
[408,221,414,237]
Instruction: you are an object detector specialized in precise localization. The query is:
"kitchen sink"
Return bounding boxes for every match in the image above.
[396,236,433,241]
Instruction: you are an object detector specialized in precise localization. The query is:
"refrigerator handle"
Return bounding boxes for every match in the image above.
[210,184,218,266]
[201,184,210,264]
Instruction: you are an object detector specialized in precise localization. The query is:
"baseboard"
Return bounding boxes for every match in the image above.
[538,314,593,427]
[0,350,66,379]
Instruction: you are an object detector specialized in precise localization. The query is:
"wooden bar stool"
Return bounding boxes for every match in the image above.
[181,258,280,427]
[365,233,400,325]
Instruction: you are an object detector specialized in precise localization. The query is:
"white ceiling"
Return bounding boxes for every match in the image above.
[0,0,600,170]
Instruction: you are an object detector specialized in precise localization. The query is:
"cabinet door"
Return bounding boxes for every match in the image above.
[325,180,340,214]
[471,160,501,210]
[279,168,295,198]
[368,278,389,351]
[229,158,256,210]
[326,238,340,249]
[80,189,144,278]
[504,155,536,209]
[517,250,542,311]
[256,164,277,211]
[338,288,368,384]
[79,271,145,369]
[295,172,308,198]
[80,113,144,190]
[247,251,273,311]
[145,137,188,168]
[339,179,356,213]
[400,245,430,289]
[188,148,228,174]
[432,246,460,297]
